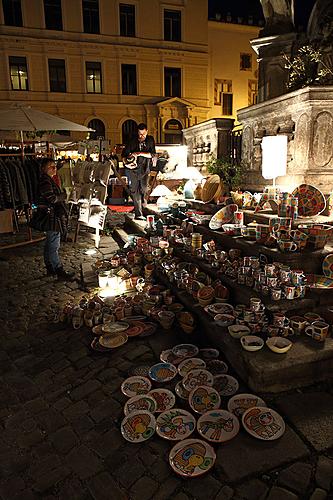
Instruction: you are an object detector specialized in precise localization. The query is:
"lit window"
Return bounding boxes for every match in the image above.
[9,56,28,90]
[44,0,62,30]
[82,0,99,34]
[164,10,181,42]
[86,62,102,93]
[164,67,181,97]
[119,3,135,37]
[240,53,252,71]
[248,79,258,105]
[3,0,22,26]
[48,59,66,92]
[121,64,137,95]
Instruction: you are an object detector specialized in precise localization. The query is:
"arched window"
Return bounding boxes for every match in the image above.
[164,119,182,144]
[88,119,105,139]
[122,119,137,144]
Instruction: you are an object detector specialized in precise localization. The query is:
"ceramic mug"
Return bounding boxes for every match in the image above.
[305,321,330,342]
[278,240,297,253]
[284,285,296,300]
[304,312,323,323]
[250,297,263,312]
[271,288,282,301]
[273,313,288,328]
[280,326,295,338]
[289,315,307,333]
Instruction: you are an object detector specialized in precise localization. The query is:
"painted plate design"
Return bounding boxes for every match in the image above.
[124,395,158,416]
[305,274,333,289]
[199,348,219,360]
[175,381,191,400]
[322,254,333,278]
[292,184,326,217]
[102,321,129,334]
[242,406,285,441]
[149,388,176,412]
[160,349,184,365]
[99,333,128,349]
[121,376,152,398]
[121,410,156,443]
[178,358,206,377]
[197,409,240,443]
[169,438,216,478]
[209,204,238,230]
[125,324,145,337]
[213,374,239,397]
[206,360,228,375]
[149,362,177,383]
[182,369,214,392]
[189,385,221,414]
[156,409,196,441]
[172,344,199,358]
[227,393,267,418]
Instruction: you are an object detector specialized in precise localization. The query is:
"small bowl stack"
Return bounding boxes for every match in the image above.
[197,286,215,307]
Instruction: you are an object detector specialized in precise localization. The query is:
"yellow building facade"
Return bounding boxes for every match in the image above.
[0,0,259,144]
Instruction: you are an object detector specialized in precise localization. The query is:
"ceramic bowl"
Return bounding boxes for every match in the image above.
[240,335,264,352]
[266,337,292,354]
[214,313,234,327]
[228,325,251,339]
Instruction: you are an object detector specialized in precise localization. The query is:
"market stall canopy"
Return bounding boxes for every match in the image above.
[0,105,94,132]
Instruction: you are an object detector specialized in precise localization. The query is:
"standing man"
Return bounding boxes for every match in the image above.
[122,123,156,220]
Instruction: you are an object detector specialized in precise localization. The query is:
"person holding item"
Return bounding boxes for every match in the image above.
[38,158,75,280]
[122,123,156,220]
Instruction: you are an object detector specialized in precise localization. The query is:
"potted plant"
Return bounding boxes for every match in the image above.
[206,155,244,193]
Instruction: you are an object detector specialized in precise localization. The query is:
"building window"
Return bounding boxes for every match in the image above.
[214,79,233,115]
[43,0,62,30]
[164,67,181,98]
[9,56,28,90]
[164,9,181,42]
[3,0,22,26]
[164,119,182,144]
[121,64,137,95]
[48,59,66,92]
[82,0,99,34]
[119,3,135,37]
[88,119,105,139]
[248,79,258,105]
[122,119,137,144]
[240,53,252,71]
[86,61,102,93]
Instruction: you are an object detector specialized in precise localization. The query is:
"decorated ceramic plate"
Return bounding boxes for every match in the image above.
[305,274,333,289]
[206,360,229,375]
[227,393,267,418]
[197,409,240,443]
[121,410,156,443]
[121,376,152,398]
[149,388,176,412]
[102,321,129,334]
[169,438,216,478]
[149,362,177,383]
[156,409,196,441]
[178,358,206,377]
[99,333,128,349]
[322,254,333,278]
[175,381,191,400]
[124,394,158,416]
[204,303,234,316]
[172,344,199,358]
[242,406,285,441]
[189,385,221,414]
[160,349,184,365]
[139,322,157,337]
[125,323,145,338]
[128,364,150,377]
[182,369,214,392]
[213,374,239,397]
[209,204,238,230]
[199,348,219,360]
[292,184,326,217]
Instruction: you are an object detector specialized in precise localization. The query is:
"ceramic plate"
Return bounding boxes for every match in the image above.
[169,438,216,478]
[156,409,196,441]
[102,321,129,334]
[292,184,326,217]
[128,364,150,377]
[199,348,219,360]
[322,254,333,278]
[99,333,128,349]
[197,410,240,443]
[242,406,285,441]
[204,303,234,316]
[124,394,158,416]
[121,410,156,442]
[189,385,221,414]
[178,358,206,377]
[126,315,147,322]
[209,204,238,229]
[149,362,177,383]
[90,338,110,352]
[126,322,145,337]
[121,376,152,398]
[305,274,333,289]
[182,369,214,392]
[149,388,176,412]
[172,344,199,358]
[206,360,228,375]
[160,349,184,365]
[175,381,191,400]
[92,324,103,336]
[227,393,267,418]
[213,374,239,397]
[139,322,157,337]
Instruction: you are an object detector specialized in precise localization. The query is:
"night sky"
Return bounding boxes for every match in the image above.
[208,0,317,30]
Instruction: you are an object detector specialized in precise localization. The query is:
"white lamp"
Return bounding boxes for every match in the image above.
[261,135,288,187]
[182,167,204,199]
[150,184,173,211]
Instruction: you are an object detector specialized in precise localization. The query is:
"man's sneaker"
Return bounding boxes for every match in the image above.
[56,268,76,281]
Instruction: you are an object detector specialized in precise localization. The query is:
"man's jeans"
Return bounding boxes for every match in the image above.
[44,231,61,270]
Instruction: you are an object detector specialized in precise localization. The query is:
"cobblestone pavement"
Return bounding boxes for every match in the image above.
[1,235,333,500]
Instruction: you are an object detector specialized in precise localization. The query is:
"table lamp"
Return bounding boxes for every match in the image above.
[261,135,288,189]
[182,167,204,199]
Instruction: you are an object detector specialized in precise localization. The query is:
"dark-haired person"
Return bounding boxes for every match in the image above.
[38,158,75,280]
[122,123,156,220]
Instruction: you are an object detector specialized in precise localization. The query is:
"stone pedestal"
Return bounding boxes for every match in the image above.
[237,86,333,193]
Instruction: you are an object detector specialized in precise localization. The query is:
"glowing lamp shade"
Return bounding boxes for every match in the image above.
[261,135,288,180]
[150,184,173,197]
[183,167,204,180]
